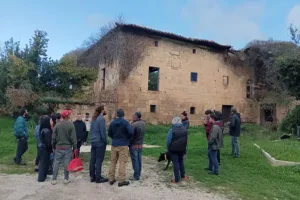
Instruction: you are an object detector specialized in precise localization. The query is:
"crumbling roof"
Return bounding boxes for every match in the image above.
[116,23,232,51]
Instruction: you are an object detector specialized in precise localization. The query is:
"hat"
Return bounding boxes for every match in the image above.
[181,111,187,117]
[61,110,72,118]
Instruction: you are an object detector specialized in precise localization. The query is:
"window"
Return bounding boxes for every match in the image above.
[154,41,158,46]
[101,68,106,90]
[190,107,195,114]
[223,76,229,85]
[191,72,198,82]
[148,67,159,91]
[246,79,253,98]
[150,105,156,113]
[193,49,196,54]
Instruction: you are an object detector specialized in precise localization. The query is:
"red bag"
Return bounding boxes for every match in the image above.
[67,150,84,172]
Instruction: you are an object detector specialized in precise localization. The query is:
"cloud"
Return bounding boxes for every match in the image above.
[87,13,109,28]
[180,0,265,46]
[287,5,300,28]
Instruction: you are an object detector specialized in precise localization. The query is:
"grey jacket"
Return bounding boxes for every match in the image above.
[130,120,146,146]
[90,115,107,145]
[208,124,223,150]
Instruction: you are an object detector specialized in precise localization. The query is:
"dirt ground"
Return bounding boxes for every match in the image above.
[0,157,227,200]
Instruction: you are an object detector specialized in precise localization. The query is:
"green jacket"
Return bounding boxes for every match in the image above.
[208,124,223,150]
[52,120,77,150]
[14,116,28,138]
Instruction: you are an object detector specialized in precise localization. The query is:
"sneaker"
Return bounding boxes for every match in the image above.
[181,176,189,181]
[204,168,212,171]
[109,180,116,185]
[90,177,96,183]
[96,177,108,183]
[17,161,27,165]
[129,177,140,181]
[51,180,57,185]
[63,179,71,184]
[118,181,130,187]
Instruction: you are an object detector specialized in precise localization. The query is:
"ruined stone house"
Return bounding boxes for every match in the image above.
[79,24,288,125]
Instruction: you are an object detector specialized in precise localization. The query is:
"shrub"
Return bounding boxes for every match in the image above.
[280,105,300,134]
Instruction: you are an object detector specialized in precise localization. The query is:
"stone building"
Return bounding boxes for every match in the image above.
[80,24,286,125]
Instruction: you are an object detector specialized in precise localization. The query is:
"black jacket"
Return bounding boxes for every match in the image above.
[229,113,241,137]
[168,125,188,153]
[73,120,87,141]
[39,128,52,153]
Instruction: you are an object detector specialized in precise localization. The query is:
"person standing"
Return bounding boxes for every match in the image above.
[129,112,146,181]
[89,106,108,183]
[83,113,91,146]
[34,116,44,172]
[108,109,133,187]
[38,116,53,182]
[229,107,241,158]
[13,108,29,165]
[73,113,87,155]
[214,111,224,165]
[207,113,222,175]
[51,110,77,185]
[181,111,190,130]
[166,117,188,183]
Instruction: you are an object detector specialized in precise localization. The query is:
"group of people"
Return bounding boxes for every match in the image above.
[12,105,241,186]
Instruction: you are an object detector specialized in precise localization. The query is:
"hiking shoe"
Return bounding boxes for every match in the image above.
[96,177,108,183]
[90,177,96,183]
[118,181,130,187]
[63,179,71,184]
[208,172,219,176]
[51,180,57,185]
[171,179,179,184]
[181,176,189,181]
[109,180,116,185]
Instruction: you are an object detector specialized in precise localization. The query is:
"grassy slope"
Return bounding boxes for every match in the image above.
[143,124,300,200]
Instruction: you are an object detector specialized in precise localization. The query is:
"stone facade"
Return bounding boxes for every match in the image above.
[92,34,259,125]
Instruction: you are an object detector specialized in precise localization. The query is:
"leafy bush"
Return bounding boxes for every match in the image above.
[280,105,300,134]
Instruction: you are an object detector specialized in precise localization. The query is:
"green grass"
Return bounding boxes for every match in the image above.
[143,124,300,200]
[1,117,300,199]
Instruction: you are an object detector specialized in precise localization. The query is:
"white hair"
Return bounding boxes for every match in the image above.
[172,117,182,125]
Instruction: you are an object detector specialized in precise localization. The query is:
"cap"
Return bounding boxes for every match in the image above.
[61,110,72,118]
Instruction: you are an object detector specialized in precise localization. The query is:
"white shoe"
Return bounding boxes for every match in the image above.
[51,180,57,185]
[63,179,70,184]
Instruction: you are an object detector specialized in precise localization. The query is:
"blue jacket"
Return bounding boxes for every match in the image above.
[108,117,133,147]
[34,125,40,146]
[14,116,28,138]
[90,115,107,145]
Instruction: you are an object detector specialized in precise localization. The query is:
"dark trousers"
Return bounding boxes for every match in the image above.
[38,148,50,182]
[77,140,82,155]
[83,131,89,143]
[89,143,106,180]
[14,138,28,164]
[35,145,40,166]
[129,146,142,180]
[170,152,185,182]
[208,148,219,174]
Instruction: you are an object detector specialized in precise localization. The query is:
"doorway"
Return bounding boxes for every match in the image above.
[222,105,233,123]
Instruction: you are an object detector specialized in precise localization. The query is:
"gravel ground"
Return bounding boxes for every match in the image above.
[0,157,227,200]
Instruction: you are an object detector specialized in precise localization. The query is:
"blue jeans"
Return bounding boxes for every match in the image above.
[231,136,240,157]
[129,146,142,180]
[208,148,219,174]
[89,143,106,180]
[170,152,185,182]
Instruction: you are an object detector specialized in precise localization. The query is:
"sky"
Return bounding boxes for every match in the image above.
[1,0,300,60]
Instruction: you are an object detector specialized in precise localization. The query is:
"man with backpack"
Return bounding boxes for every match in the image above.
[13,108,29,165]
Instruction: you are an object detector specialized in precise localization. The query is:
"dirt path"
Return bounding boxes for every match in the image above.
[0,157,226,200]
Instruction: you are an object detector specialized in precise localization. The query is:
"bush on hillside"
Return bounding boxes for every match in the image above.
[280,105,300,134]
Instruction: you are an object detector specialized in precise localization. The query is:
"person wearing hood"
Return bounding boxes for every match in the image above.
[73,113,87,155]
[129,112,146,181]
[108,109,133,187]
[89,106,108,183]
[181,111,190,130]
[166,117,188,183]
